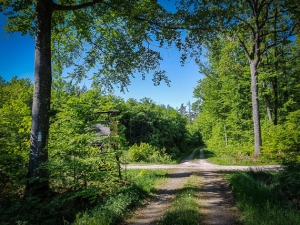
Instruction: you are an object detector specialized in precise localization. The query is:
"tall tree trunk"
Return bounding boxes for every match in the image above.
[250,60,262,157]
[27,0,53,193]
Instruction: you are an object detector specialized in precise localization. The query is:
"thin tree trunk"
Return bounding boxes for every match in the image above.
[263,80,273,123]
[224,124,228,148]
[250,61,262,157]
[272,77,278,125]
[27,0,53,193]
[272,8,279,125]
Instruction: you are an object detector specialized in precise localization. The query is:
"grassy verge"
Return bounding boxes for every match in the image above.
[203,148,278,166]
[157,174,202,225]
[229,171,300,225]
[74,169,168,225]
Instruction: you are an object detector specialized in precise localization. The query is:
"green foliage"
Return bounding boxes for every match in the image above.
[0,77,201,223]
[203,146,280,166]
[179,0,300,157]
[48,89,124,193]
[229,171,300,225]
[127,142,172,164]
[158,174,201,225]
[192,33,300,161]
[120,98,198,155]
[0,170,167,225]
[274,160,300,208]
[1,1,179,89]
[74,187,143,225]
[191,37,256,158]
[0,77,32,196]
[262,110,300,159]
[74,170,168,225]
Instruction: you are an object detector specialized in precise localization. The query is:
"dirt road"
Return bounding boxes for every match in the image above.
[123,149,280,225]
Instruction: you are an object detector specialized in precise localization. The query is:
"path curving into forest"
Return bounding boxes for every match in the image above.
[123,149,281,225]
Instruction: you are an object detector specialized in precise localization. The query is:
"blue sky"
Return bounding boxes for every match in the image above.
[0,5,203,109]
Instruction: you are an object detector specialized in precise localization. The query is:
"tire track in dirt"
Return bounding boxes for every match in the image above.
[123,148,280,225]
[126,169,193,225]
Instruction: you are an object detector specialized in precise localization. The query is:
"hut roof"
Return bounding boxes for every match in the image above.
[95,123,111,136]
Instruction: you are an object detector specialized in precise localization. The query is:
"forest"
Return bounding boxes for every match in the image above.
[0,76,202,223]
[1,0,300,224]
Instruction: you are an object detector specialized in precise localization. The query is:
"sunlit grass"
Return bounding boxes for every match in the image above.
[158,174,202,225]
[203,148,278,166]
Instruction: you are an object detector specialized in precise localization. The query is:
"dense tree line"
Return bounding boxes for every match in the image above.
[192,35,300,160]
[176,0,299,156]
[0,76,201,202]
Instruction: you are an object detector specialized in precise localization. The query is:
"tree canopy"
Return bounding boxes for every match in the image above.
[176,0,300,156]
[0,0,180,192]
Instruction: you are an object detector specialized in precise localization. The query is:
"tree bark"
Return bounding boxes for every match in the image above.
[224,124,228,148]
[250,61,262,157]
[263,80,273,123]
[272,8,279,125]
[27,0,53,193]
[272,76,278,125]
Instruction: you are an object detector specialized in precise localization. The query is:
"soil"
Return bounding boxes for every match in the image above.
[123,149,281,225]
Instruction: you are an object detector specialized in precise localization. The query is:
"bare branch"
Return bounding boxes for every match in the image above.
[233,15,255,34]
[262,18,300,54]
[258,0,273,29]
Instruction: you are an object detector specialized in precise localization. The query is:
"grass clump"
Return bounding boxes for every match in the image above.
[74,170,168,225]
[203,148,278,166]
[229,171,300,225]
[158,174,202,225]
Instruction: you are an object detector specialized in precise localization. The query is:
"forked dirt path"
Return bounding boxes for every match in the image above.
[123,149,281,225]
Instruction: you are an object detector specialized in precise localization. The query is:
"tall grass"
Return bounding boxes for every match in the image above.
[74,170,168,225]
[158,174,202,225]
[229,172,300,225]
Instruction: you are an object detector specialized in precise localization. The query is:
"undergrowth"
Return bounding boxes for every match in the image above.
[229,168,300,225]
[74,169,168,225]
[158,174,202,225]
[203,148,279,166]
[0,170,167,225]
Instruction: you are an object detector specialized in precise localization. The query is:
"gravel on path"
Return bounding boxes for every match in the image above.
[124,148,280,224]
[125,150,198,225]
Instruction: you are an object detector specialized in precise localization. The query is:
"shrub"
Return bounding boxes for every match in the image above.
[230,172,300,225]
[274,160,300,208]
[127,143,172,163]
[262,110,300,159]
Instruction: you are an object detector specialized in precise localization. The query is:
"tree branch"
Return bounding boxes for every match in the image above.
[262,18,300,54]
[52,0,106,11]
[133,16,185,30]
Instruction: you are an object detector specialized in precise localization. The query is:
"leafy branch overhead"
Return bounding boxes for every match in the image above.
[1,0,180,91]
